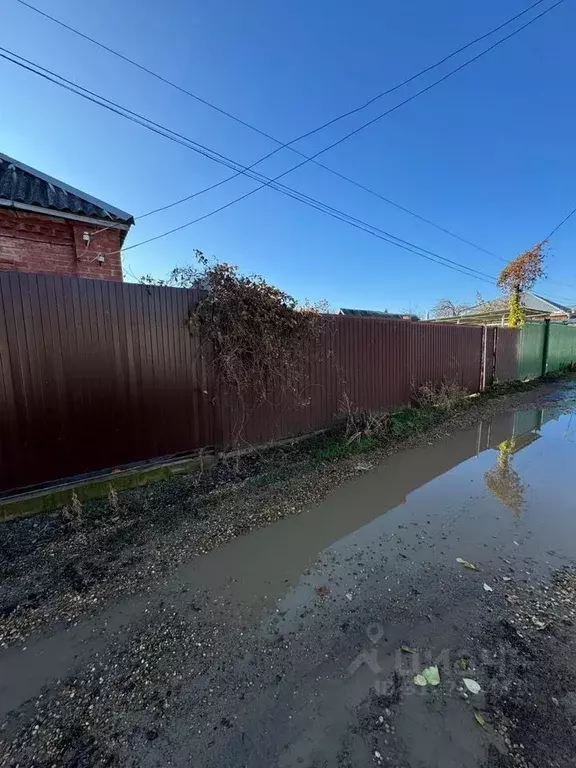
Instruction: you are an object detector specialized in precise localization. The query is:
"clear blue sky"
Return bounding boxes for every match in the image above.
[2,0,575,314]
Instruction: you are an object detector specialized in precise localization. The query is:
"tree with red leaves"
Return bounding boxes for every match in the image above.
[497,242,547,328]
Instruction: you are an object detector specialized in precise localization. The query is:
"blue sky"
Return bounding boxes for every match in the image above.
[2,0,575,314]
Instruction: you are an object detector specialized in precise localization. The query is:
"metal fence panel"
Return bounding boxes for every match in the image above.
[0,273,213,492]
[229,318,484,449]
[518,323,546,379]
[547,324,576,372]
[0,272,520,492]
[494,328,520,382]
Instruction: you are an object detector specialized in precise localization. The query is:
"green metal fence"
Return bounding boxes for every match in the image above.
[518,322,576,378]
[518,323,547,379]
[547,324,576,372]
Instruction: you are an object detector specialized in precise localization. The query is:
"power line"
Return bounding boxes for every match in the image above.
[546,204,576,240]
[0,47,503,285]
[1,1,566,291]
[0,69,497,288]
[1,0,563,256]
[14,0,554,261]
[13,0,549,151]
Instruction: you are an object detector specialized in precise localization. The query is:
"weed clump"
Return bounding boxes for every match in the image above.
[311,384,468,464]
[413,378,468,411]
[62,491,83,529]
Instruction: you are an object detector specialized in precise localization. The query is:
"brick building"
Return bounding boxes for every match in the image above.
[0,153,133,281]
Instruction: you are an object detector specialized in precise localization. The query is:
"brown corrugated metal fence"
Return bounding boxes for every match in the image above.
[231,317,485,447]
[0,273,519,493]
[494,328,520,382]
[0,273,214,491]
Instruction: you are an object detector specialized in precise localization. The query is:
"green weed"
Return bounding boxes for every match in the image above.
[252,469,287,487]
[312,434,380,463]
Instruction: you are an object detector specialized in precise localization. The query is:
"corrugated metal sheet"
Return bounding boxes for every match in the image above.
[229,318,484,449]
[0,153,133,224]
[1,274,524,492]
[0,273,211,492]
[547,324,576,372]
[494,328,520,382]
[461,292,571,317]
[518,323,547,379]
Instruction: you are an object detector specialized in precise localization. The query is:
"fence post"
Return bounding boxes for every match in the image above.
[480,326,488,392]
[492,327,498,384]
[541,319,551,376]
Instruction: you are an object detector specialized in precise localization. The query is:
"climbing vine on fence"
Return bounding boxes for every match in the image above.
[144,251,327,445]
[497,242,547,328]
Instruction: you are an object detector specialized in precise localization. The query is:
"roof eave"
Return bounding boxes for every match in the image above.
[0,152,134,225]
[0,199,131,231]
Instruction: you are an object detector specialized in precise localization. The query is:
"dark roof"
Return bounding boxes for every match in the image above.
[0,153,133,225]
[340,308,419,320]
[460,292,572,317]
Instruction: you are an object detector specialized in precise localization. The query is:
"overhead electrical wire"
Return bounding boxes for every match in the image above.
[13,0,550,150]
[13,0,558,262]
[546,205,576,240]
[20,0,573,303]
[2,0,568,292]
[0,46,504,285]
[0,0,563,251]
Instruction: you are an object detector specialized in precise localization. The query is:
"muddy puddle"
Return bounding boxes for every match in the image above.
[151,401,576,768]
[184,403,576,612]
[5,396,576,768]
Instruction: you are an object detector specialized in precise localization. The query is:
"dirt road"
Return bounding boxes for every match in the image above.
[2,381,576,767]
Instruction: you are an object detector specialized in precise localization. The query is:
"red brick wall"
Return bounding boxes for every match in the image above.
[0,209,125,281]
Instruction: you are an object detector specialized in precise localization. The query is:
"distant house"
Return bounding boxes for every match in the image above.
[339,308,419,321]
[0,153,133,282]
[430,293,575,326]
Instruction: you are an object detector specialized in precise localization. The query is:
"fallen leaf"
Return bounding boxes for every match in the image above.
[502,576,512,582]
[400,646,415,654]
[474,712,486,728]
[413,674,427,687]
[345,593,353,601]
[483,583,493,592]
[423,666,440,686]
[456,557,480,571]
[458,658,469,671]
[463,678,481,695]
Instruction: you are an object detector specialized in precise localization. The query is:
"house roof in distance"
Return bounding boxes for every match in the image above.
[0,152,134,225]
[340,308,419,320]
[460,292,572,317]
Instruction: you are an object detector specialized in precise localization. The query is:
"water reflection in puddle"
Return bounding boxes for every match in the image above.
[184,404,576,616]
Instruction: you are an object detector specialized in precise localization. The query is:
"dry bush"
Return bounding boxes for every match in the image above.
[147,251,327,448]
[62,491,83,528]
[108,485,119,512]
[339,392,389,444]
[413,379,467,411]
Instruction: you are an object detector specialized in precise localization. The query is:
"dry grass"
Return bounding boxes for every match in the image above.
[62,491,83,529]
[412,378,468,411]
[339,392,389,444]
[108,485,120,513]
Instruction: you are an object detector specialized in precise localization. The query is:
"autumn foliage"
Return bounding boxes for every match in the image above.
[144,250,326,446]
[497,242,547,328]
